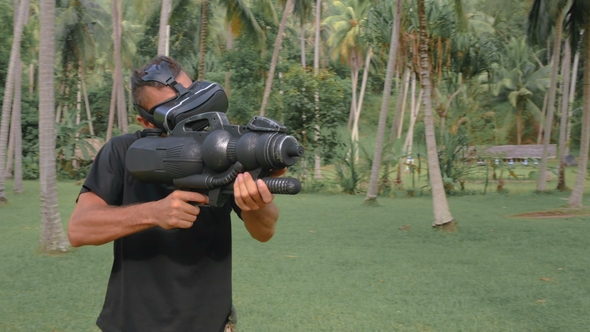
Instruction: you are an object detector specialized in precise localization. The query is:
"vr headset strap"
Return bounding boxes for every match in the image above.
[135,105,165,130]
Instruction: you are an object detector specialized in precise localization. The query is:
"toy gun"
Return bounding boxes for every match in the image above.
[126,111,304,207]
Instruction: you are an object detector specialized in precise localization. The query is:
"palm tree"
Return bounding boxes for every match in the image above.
[556,41,571,190]
[11,57,23,193]
[566,49,580,156]
[158,0,172,56]
[55,0,109,136]
[323,0,372,130]
[323,0,373,163]
[313,0,322,178]
[567,0,590,208]
[259,0,295,116]
[365,0,401,202]
[294,0,313,69]
[490,38,550,145]
[417,0,454,227]
[198,0,209,81]
[39,0,69,252]
[220,0,265,96]
[527,0,565,192]
[0,0,29,202]
[6,0,27,192]
[107,0,127,141]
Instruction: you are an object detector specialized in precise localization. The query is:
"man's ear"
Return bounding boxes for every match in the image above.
[136,115,156,129]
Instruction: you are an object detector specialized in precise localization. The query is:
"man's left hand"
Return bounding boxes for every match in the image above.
[233,169,285,212]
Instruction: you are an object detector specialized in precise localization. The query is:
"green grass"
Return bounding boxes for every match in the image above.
[1,180,590,331]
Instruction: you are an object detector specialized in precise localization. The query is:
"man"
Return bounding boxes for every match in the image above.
[68,56,284,332]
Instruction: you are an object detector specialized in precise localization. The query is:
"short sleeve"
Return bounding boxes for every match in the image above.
[80,135,135,206]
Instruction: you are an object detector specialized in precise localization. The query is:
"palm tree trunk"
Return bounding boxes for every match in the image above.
[300,22,306,69]
[114,0,127,133]
[225,26,233,97]
[12,0,26,190]
[537,10,563,192]
[314,0,320,73]
[54,83,65,123]
[351,48,372,162]
[537,91,548,144]
[5,0,18,181]
[158,0,172,56]
[198,0,208,81]
[404,78,418,151]
[106,77,117,141]
[387,74,403,142]
[354,48,372,127]
[408,71,417,135]
[365,0,402,202]
[81,62,94,135]
[568,22,590,208]
[259,0,294,116]
[347,67,359,130]
[29,62,34,97]
[557,41,571,191]
[13,57,23,193]
[313,0,322,179]
[74,77,82,169]
[516,106,522,145]
[417,0,454,227]
[566,50,580,156]
[391,67,410,141]
[39,0,69,252]
[6,110,14,179]
[0,0,29,201]
[439,84,463,138]
[403,90,422,155]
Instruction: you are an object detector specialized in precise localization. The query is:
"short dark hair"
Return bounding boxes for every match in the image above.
[131,55,183,110]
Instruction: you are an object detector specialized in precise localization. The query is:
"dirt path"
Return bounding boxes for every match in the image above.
[510,208,590,219]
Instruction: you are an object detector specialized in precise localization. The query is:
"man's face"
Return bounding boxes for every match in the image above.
[137,71,193,128]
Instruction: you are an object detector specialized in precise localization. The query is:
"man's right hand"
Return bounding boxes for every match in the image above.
[151,190,209,230]
[69,190,210,246]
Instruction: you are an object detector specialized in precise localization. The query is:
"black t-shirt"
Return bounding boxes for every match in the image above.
[81,131,238,332]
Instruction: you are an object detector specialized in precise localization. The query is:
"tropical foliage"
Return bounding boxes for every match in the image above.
[0,0,589,241]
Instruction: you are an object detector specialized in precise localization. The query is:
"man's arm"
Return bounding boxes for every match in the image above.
[233,172,283,242]
[68,190,209,247]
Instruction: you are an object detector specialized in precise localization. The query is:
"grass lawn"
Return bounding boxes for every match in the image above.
[1,179,590,331]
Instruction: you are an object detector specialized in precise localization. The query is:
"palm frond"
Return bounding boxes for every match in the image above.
[565,0,590,49]
[527,0,568,46]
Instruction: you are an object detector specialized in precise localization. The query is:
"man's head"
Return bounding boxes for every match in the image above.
[131,56,192,128]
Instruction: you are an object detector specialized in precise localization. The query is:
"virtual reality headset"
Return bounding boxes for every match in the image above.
[134,62,229,132]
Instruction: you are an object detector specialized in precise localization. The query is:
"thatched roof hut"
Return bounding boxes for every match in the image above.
[476,144,556,160]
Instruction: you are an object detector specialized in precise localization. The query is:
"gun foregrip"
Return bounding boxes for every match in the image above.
[261,177,301,195]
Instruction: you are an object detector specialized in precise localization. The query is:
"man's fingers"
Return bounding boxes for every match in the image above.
[234,174,257,210]
[256,179,274,204]
[243,173,265,204]
[172,190,209,205]
[236,173,261,208]
[172,219,196,229]
[234,173,276,211]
